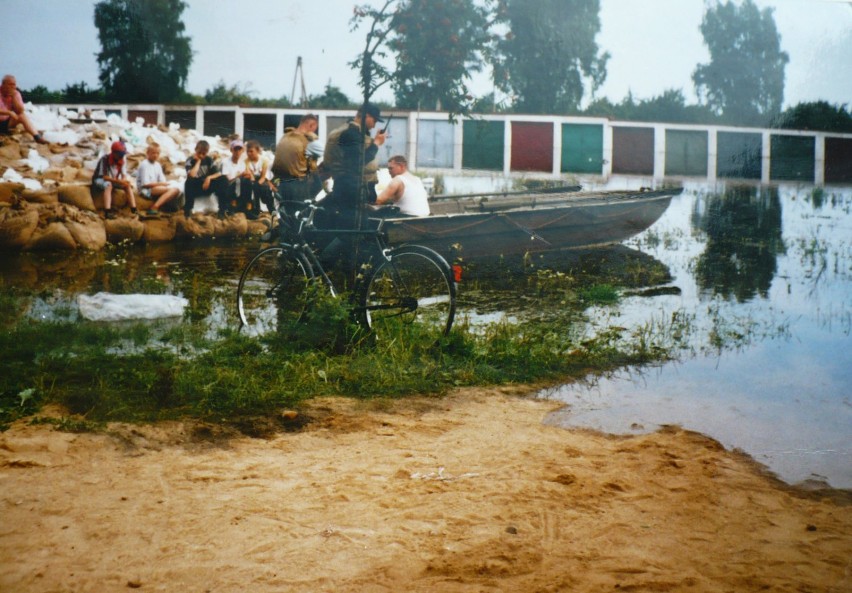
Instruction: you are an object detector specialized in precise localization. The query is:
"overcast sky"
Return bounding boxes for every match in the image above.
[3,0,851,109]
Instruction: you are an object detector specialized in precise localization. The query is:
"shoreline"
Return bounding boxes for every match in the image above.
[2,388,849,592]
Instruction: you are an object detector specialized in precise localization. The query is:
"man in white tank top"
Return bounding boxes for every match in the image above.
[375,155,430,217]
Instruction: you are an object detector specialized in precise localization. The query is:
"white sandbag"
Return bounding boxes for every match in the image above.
[77,292,188,321]
[22,149,50,173]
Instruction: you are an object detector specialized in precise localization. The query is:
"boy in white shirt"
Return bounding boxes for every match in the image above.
[220,139,252,215]
[136,143,181,216]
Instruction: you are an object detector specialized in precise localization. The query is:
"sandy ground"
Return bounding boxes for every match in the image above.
[1,388,850,593]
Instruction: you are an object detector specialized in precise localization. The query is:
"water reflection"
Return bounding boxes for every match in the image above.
[545,183,852,489]
[692,186,784,302]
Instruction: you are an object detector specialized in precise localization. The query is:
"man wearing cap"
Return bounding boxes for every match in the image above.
[271,114,324,205]
[321,102,387,227]
[91,140,138,219]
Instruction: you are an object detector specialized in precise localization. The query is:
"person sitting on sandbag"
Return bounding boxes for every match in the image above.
[184,140,228,218]
[92,140,138,219]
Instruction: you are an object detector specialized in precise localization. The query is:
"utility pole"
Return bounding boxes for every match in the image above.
[290,56,308,107]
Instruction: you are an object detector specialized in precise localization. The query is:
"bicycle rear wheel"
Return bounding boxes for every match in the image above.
[359,245,456,341]
[237,246,314,336]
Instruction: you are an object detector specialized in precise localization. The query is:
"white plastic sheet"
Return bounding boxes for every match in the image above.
[77,292,188,321]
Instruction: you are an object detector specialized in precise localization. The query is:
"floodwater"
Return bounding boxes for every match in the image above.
[543,183,852,489]
[2,182,850,489]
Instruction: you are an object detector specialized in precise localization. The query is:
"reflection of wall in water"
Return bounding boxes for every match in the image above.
[692,187,784,302]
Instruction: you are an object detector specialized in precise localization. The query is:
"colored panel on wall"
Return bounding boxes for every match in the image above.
[561,123,603,174]
[612,127,654,175]
[204,110,236,138]
[510,122,553,172]
[165,110,196,130]
[128,110,158,127]
[665,129,708,176]
[244,113,277,149]
[717,132,762,180]
[825,137,852,184]
[770,135,814,182]
[462,120,504,171]
[417,120,455,169]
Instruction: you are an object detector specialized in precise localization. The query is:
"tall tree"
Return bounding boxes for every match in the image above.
[388,0,493,112]
[94,0,193,102]
[494,0,608,114]
[692,0,788,125]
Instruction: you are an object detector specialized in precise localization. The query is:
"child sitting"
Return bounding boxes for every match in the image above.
[92,140,138,219]
[244,140,277,219]
[136,143,181,216]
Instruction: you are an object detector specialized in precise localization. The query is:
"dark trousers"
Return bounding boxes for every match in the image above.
[184,176,229,216]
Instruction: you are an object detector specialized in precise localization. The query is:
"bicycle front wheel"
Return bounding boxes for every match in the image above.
[360,245,456,341]
[237,246,314,336]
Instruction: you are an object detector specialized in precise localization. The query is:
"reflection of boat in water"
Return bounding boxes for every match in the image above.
[382,187,681,258]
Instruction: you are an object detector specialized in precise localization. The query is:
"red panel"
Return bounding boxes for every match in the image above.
[511,122,553,172]
[128,110,158,127]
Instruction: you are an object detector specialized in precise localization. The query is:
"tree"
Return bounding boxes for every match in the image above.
[94,0,193,102]
[308,82,355,109]
[203,81,257,106]
[692,0,788,125]
[772,101,852,133]
[388,0,493,112]
[493,0,608,114]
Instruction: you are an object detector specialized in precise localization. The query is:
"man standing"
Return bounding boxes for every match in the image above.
[375,155,430,217]
[271,113,324,205]
[321,102,387,226]
[0,75,47,144]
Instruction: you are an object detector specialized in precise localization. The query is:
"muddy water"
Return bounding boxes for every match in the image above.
[543,183,852,489]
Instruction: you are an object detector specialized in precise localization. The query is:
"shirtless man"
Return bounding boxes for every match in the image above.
[0,75,47,144]
[374,155,430,217]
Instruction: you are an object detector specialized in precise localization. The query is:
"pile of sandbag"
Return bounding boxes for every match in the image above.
[0,104,273,251]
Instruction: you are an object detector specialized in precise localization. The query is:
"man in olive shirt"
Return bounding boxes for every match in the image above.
[271,113,323,205]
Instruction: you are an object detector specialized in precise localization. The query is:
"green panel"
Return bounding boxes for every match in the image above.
[665,129,708,176]
[717,132,762,180]
[561,123,603,174]
[462,120,504,171]
[770,135,815,182]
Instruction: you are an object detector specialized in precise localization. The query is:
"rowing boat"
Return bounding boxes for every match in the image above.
[381,186,680,258]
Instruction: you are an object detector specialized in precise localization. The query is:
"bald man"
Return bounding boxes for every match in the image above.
[0,75,47,144]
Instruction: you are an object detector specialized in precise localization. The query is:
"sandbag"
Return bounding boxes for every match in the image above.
[0,203,39,248]
[104,216,145,243]
[23,221,78,251]
[22,188,59,205]
[0,182,25,202]
[58,184,96,211]
[142,217,177,243]
[66,217,107,251]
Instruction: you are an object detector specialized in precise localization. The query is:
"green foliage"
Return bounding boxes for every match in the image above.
[389,0,492,113]
[308,82,355,109]
[94,0,193,102]
[585,89,717,124]
[494,0,609,114]
[772,101,852,133]
[693,0,788,125]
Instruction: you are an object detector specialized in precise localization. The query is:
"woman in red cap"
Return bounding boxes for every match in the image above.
[91,140,138,219]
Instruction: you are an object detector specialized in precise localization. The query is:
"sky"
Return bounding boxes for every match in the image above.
[3,0,851,109]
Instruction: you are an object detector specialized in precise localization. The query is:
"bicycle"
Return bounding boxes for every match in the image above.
[236,200,457,341]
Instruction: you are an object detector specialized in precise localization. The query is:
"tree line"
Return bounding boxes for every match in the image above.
[22,0,852,133]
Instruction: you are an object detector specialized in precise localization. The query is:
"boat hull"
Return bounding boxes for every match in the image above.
[382,188,679,259]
